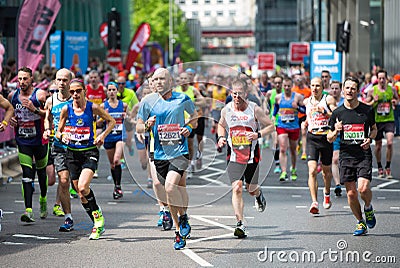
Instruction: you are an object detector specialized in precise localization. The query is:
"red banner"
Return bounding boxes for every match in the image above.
[17,0,61,71]
[125,23,151,71]
[99,22,108,47]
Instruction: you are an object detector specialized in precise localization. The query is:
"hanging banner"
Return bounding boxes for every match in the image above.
[63,31,89,74]
[99,22,108,48]
[17,0,61,71]
[125,22,151,71]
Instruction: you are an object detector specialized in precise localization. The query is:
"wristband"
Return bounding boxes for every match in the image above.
[1,120,8,126]
[144,121,150,132]
[257,132,261,138]
[184,125,192,133]
[217,136,225,142]
[34,107,40,114]
[45,128,51,131]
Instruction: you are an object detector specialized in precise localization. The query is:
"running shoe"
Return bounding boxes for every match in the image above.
[113,187,123,199]
[279,171,288,181]
[187,164,194,179]
[147,178,153,189]
[93,170,99,178]
[323,193,332,209]
[296,143,301,155]
[129,146,134,156]
[301,153,307,160]
[179,214,191,238]
[174,231,186,250]
[334,185,342,197]
[273,165,282,174]
[53,204,65,217]
[309,202,319,214]
[290,168,298,181]
[39,196,48,219]
[378,168,384,178]
[21,208,35,222]
[255,189,266,212]
[89,227,102,240]
[157,211,163,227]
[120,160,126,170]
[69,188,79,199]
[234,221,247,239]
[353,220,368,236]
[364,206,376,229]
[162,210,173,230]
[196,150,202,170]
[59,217,74,232]
[385,168,393,179]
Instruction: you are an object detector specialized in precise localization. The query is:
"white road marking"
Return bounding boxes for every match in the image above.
[390,207,400,210]
[107,202,117,205]
[14,200,24,203]
[13,234,58,240]
[343,206,350,209]
[292,195,302,198]
[296,206,307,209]
[186,232,233,244]
[374,179,399,189]
[182,248,214,267]
[2,211,14,214]
[377,196,386,200]
[2,242,26,245]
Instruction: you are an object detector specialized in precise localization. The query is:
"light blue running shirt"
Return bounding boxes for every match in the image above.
[137,92,195,160]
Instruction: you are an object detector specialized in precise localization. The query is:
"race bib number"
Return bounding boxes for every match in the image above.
[18,121,36,138]
[280,108,296,123]
[158,124,181,145]
[343,124,364,142]
[309,109,329,134]
[66,126,90,145]
[230,129,251,147]
[377,102,390,115]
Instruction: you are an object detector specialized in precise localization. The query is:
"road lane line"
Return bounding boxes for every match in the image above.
[182,248,213,267]
[390,207,400,210]
[13,234,58,240]
[2,242,26,245]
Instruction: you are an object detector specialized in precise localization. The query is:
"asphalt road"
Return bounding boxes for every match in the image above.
[1,133,399,267]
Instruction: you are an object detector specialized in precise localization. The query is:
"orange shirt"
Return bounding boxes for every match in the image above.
[292,85,311,118]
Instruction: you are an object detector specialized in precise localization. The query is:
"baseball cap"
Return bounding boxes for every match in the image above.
[185,68,195,74]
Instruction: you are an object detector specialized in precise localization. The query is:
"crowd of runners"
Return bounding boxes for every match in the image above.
[0,62,399,249]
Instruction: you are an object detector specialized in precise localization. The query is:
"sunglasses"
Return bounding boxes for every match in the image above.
[49,89,59,93]
[232,91,245,96]
[69,88,83,95]
[108,88,117,91]
[117,82,126,85]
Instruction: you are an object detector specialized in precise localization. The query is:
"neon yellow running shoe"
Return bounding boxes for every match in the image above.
[39,196,48,219]
[53,204,65,217]
[21,208,35,222]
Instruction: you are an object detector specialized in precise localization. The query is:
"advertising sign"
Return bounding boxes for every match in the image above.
[310,42,342,81]
[63,31,88,74]
[49,30,62,69]
[257,52,276,71]
[289,42,309,63]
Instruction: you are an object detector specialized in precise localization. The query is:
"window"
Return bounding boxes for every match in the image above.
[179,0,185,4]
[204,0,210,3]
[192,11,198,18]
[217,0,223,3]
[217,10,223,16]
[204,10,211,16]
[229,0,236,3]
[229,10,236,16]
[192,0,198,4]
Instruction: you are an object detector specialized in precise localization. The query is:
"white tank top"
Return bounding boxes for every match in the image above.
[306,94,331,135]
[225,101,258,164]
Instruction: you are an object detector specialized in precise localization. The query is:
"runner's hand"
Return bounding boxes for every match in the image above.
[136,132,145,144]
[9,116,17,127]
[180,127,191,137]
[217,137,226,148]
[146,115,156,127]
[246,131,258,141]
[360,137,371,150]
[334,118,342,132]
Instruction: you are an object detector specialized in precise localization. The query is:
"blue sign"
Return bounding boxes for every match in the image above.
[63,31,89,74]
[310,42,342,82]
[49,30,62,69]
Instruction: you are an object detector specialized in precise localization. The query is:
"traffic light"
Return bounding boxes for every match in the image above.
[336,21,350,53]
[107,8,121,50]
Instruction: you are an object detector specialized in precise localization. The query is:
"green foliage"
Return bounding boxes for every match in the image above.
[131,0,199,63]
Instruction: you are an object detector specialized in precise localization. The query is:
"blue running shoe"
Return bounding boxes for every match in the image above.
[157,211,163,226]
[162,211,173,231]
[174,231,186,250]
[179,214,191,238]
[353,221,368,236]
[273,166,281,174]
[59,217,74,232]
[364,207,376,229]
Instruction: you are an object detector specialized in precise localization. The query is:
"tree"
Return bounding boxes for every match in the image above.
[131,0,199,64]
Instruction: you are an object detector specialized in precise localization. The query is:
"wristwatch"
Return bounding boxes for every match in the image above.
[257,132,261,138]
